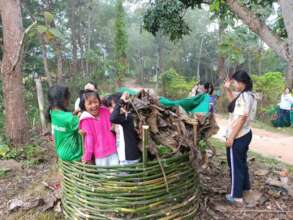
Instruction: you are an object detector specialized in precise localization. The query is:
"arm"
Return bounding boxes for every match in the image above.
[224,80,235,102]
[110,100,128,124]
[79,120,94,162]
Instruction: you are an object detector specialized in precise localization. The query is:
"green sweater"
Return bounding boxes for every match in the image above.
[50,110,82,161]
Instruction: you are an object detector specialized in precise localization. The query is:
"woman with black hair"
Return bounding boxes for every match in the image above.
[107,92,141,165]
[224,70,257,205]
[278,87,293,127]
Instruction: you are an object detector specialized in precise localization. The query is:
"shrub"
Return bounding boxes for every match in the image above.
[252,72,285,121]
[159,68,196,99]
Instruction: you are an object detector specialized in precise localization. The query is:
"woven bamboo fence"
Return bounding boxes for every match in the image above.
[59,153,200,219]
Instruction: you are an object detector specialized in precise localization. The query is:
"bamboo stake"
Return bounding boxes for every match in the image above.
[142,125,149,168]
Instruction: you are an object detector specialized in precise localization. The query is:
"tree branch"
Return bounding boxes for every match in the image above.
[225,0,289,61]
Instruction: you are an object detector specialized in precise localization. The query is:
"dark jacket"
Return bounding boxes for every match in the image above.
[110,100,141,161]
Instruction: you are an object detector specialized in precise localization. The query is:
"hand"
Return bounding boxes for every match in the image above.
[121,92,129,102]
[79,129,86,136]
[224,79,232,89]
[226,136,234,148]
[82,160,94,164]
[73,110,80,115]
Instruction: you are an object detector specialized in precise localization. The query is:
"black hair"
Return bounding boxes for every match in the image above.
[105,92,122,107]
[47,85,70,122]
[203,82,214,95]
[89,82,97,90]
[231,70,253,91]
[284,87,292,93]
[79,90,101,111]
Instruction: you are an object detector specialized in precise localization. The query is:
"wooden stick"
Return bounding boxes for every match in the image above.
[155,151,169,192]
[142,125,149,168]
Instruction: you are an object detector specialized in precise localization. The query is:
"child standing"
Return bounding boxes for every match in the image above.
[108,92,141,165]
[79,90,118,166]
[48,85,83,161]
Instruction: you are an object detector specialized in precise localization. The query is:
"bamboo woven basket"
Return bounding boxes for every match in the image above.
[59,153,200,220]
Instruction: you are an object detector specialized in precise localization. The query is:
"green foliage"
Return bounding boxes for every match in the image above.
[114,0,128,86]
[0,143,45,166]
[252,72,285,106]
[0,144,10,158]
[198,139,208,151]
[144,1,191,41]
[157,145,173,156]
[252,72,285,121]
[0,168,10,178]
[44,11,54,24]
[160,68,196,98]
[219,26,259,66]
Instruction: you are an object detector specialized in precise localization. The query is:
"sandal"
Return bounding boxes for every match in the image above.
[225,194,244,207]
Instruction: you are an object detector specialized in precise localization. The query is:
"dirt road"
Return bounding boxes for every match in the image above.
[215,115,293,165]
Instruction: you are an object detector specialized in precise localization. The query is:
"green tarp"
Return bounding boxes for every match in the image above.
[118,87,210,114]
[159,93,210,114]
[118,87,139,95]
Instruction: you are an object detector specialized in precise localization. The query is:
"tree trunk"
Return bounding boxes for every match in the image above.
[216,19,226,113]
[35,77,47,133]
[54,42,64,84]
[40,36,53,86]
[85,3,94,76]
[217,19,226,81]
[280,0,293,88]
[68,0,78,76]
[77,26,86,76]
[197,37,204,82]
[0,0,29,145]
[155,33,163,90]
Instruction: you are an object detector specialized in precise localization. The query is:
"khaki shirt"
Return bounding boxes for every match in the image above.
[227,91,257,139]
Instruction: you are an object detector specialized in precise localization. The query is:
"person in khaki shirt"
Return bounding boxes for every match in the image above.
[224,70,257,205]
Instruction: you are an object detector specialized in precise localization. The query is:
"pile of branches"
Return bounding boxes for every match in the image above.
[128,90,219,165]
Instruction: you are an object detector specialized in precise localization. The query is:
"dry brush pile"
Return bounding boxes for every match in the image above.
[129,90,219,165]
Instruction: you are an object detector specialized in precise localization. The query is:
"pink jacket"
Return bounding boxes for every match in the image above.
[79,107,117,161]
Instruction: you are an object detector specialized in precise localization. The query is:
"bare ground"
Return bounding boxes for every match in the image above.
[215,114,293,165]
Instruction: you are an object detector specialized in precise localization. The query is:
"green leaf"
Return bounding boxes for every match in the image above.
[0,144,9,157]
[36,25,48,34]
[49,28,64,39]
[44,11,54,24]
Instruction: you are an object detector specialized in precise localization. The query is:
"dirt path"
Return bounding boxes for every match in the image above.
[215,115,293,165]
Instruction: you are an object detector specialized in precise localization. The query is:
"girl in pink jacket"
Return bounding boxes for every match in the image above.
[79,90,118,166]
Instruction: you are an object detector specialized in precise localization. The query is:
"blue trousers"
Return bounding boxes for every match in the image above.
[278,109,291,127]
[226,130,252,198]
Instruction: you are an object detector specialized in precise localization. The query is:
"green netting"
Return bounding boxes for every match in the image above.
[118,87,139,95]
[159,93,210,114]
[59,154,200,219]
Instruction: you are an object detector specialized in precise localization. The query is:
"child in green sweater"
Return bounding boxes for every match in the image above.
[48,85,82,161]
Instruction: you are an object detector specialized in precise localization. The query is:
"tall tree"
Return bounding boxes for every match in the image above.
[0,0,29,145]
[67,0,78,76]
[143,0,293,87]
[114,0,128,87]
